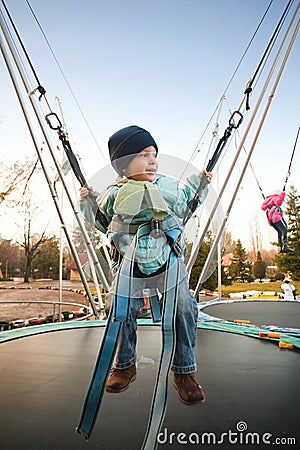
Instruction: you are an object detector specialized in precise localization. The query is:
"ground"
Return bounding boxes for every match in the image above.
[0,279,93,322]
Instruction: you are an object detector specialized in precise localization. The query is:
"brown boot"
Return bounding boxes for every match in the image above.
[173,372,206,406]
[106,365,137,393]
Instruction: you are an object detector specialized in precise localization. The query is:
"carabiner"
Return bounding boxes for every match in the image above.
[45,112,63,131]
[229,110,243,129]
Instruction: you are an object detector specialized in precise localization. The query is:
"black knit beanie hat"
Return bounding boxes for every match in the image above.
[108,125,158,175]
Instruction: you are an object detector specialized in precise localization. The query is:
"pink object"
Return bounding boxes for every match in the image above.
[261,192,285,224]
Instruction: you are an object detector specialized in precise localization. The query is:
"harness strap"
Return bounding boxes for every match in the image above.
[77,224,182,444]
[141,228,180,450]
[109,213,181,235]
[76,230,137,439]
[267,205,282,225]
[149,291,162,323]
[76,314,121,439]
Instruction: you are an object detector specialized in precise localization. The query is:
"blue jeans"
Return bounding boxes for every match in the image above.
[272,218,288,241]
[108,258,198,374]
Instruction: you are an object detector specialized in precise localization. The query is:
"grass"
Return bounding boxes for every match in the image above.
[221,280,300,296]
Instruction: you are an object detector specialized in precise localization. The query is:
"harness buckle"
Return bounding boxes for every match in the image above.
[150,219,164,238]
[110,244,119,262]
[172,238,184,258]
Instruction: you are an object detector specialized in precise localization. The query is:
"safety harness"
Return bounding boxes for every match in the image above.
[266,205,283,225]
[77,218,183,448]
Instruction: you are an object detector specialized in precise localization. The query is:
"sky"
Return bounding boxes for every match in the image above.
[0,0,299,250]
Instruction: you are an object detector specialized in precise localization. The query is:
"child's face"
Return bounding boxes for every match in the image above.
[123,146,158,182]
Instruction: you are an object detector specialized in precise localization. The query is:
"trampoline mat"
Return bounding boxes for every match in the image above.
[0,325,299,449]
[203,301,300,329]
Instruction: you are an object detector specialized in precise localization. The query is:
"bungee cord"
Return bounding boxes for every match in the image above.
[237,124,299,201]
[0,0,46,99]
[0,3,110,301]
[183,0,297,274]
[222,0,275,99]
[24,0,109,166]
[244,0,294,110]
[283,125,300,192]
[1,0,110,234]
[3,0,294,282]
[182,110,243,227]
[76,2,299,441]
[54,96,108,310]
[194,1,300,296]
[183,0,287,170]
[1,2,299,449]
[0,27,100,316]
[181,0,294,217]
[238,135,267,201]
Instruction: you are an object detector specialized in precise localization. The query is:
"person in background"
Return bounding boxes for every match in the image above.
[281,279,296,300]
[261,191,293,253]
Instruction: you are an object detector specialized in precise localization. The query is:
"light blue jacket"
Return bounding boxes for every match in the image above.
[81,173,207,275]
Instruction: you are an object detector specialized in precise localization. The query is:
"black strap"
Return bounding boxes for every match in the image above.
[45,112,109,230]
[76,233,136,439]
[283,126,299,192]
[183,110,243,225]
[244,0,293,110]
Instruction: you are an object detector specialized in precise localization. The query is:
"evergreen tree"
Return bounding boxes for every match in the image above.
[0,238,25,279]
[252,250,266,281]
[189,232,229,292]
[33,237,60,279]
[275,185,300,280]
[228,239,252,282]
[72,223,102,252]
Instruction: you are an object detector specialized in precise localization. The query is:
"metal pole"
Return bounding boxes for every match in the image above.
[86,252,104,309]
[0,21,99,318]
[58,186,64,321]
[56,97,104,310]
[195,5,300,297]
[187,95,224,275]
[0,10,110,295]
[55,98,65,321]
[187,1,300,276]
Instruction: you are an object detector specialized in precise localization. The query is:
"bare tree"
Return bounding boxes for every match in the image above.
[0,158,38,205]
[0,238,25,279]
[260,248,277,267]
[18,196,48,282]
[221,229,235,254]
[248,216,263,261]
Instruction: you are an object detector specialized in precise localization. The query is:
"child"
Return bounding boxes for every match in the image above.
[261,191,293,253]
[80,125,212,406]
